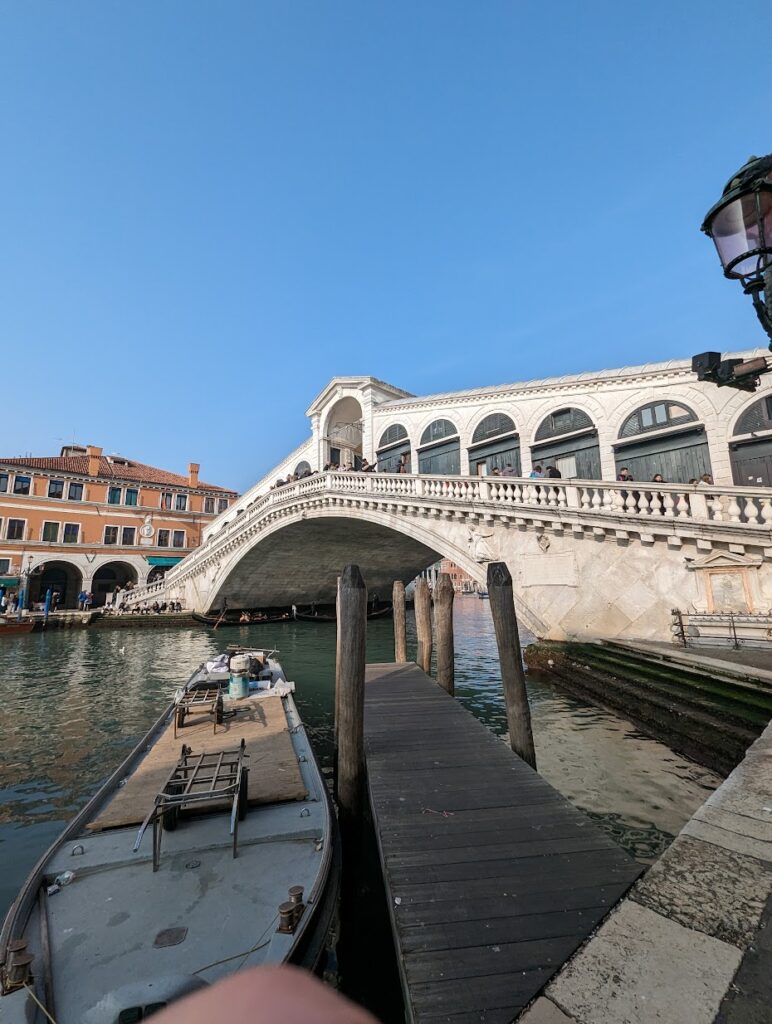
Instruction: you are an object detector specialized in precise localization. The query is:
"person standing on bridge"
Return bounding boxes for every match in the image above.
[397,453,410,474]
[529,464,543,478]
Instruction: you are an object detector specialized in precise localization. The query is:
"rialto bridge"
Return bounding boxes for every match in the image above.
[123,352,772,641]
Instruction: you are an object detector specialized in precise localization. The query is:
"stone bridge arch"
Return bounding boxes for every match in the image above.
[197,502,548,636]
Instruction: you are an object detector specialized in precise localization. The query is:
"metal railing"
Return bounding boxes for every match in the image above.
[671,608,772,649]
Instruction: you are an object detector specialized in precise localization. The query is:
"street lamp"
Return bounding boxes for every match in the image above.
[694,154,772,390]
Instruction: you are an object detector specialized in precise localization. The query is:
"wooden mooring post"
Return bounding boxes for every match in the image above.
[392,580,407,663]
[487,560,537,769]
[335,564,368,819]
[433,572,455,694]
[414,577,432,673]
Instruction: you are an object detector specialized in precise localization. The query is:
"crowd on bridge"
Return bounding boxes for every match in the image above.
[271,459,717,487]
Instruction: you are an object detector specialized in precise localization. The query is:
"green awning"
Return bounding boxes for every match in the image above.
[0,577,20,587]
[146,556,184,566]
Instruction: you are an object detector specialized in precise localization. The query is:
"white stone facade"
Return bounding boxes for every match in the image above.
[123,354,772,642]
[206,351,772,540]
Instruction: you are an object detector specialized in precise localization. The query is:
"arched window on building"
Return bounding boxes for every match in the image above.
[295,460,311,477]
[531,408,600,479]
[468,413,520,476]
[614,401,710,483]
[730,395,772,486]
[375,424,411,473]
[418,419,460,475]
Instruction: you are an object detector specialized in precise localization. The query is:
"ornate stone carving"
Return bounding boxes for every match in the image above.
[468,528,495,563]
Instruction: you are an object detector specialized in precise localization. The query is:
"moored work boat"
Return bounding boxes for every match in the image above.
[0,647,338,1023]
[0,620,36,636]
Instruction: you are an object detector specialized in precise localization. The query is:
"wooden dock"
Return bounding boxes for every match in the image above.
[364,662,643,1024]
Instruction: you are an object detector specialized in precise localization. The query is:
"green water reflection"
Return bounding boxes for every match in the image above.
[0,599,718,917]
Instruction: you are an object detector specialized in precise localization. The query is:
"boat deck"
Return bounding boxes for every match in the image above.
[88,693,307,832]
[364,662,643,1024]
[1,679,334,1024]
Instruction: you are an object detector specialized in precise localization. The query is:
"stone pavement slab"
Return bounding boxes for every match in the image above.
[632,835,772,949]
[518,997,575,1023]
[683,816,772,863]
[714,892,772,1024]
[548,901,743,1024]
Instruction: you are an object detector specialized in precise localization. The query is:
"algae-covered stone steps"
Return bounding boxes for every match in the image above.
[525,642,772,776]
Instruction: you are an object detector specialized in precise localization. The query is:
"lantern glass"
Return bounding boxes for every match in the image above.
[710,189,772,279]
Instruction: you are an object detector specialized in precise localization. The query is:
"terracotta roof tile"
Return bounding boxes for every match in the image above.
[0,455,237,494]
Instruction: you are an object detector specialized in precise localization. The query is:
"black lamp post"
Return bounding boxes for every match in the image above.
[694,153,772,390]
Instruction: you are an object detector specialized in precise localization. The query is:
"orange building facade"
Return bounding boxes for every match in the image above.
[0,445,238,608]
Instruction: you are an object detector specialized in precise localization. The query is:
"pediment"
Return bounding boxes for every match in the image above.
[305,376,412,416]
[686,550,763,571]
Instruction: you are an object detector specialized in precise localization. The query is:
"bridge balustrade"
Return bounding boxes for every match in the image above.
[117,471,772,608]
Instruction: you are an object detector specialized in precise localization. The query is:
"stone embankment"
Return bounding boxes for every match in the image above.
[518,717,772,1023]
[20,610,197,630]
[525,641,772,775]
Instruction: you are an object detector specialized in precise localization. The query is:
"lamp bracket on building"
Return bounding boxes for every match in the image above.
[691,351,770,392]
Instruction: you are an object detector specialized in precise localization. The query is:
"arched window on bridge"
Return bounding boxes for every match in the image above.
[295,460,311,477]
[376,424,411,473]
[614,401,709,484]
[418,419,460,475]
[730,395,772,486]
[531,408,600,479]
[468,413,520,476]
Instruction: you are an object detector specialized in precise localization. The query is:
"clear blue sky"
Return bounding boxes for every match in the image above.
[2,2,770,492]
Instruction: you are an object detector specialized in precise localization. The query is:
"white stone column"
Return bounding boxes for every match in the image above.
[596,423,617,481]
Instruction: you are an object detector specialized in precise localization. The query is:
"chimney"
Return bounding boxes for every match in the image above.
[188,462,200,488]
[86,445,103,476]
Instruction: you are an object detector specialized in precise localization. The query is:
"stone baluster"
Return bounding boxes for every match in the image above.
[727,495,742,523]
[415,476,425,497]
[662,491,675,518]
[590,488,602,513]
[761,497,772,525]
[637,491,650,516]
[744,497,760,524]
[624,491,637,514]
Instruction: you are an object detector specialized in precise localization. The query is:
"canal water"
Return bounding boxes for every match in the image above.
[0,598,719,919]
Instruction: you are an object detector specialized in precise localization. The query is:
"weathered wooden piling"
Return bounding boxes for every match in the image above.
[333,576,342,787]
[335,564,368,819]
[414,577,432,673]
[392,580,407,663]
[487,560,537,769]
[433,572,455,694]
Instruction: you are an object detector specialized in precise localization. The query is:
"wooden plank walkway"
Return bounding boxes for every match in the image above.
[364,663,643,1024]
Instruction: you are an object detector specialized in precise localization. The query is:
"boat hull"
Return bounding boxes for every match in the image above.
[0,621,35,635]
[192,612,292,627]
[295,604,393,623]
[0,655,338,1022]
